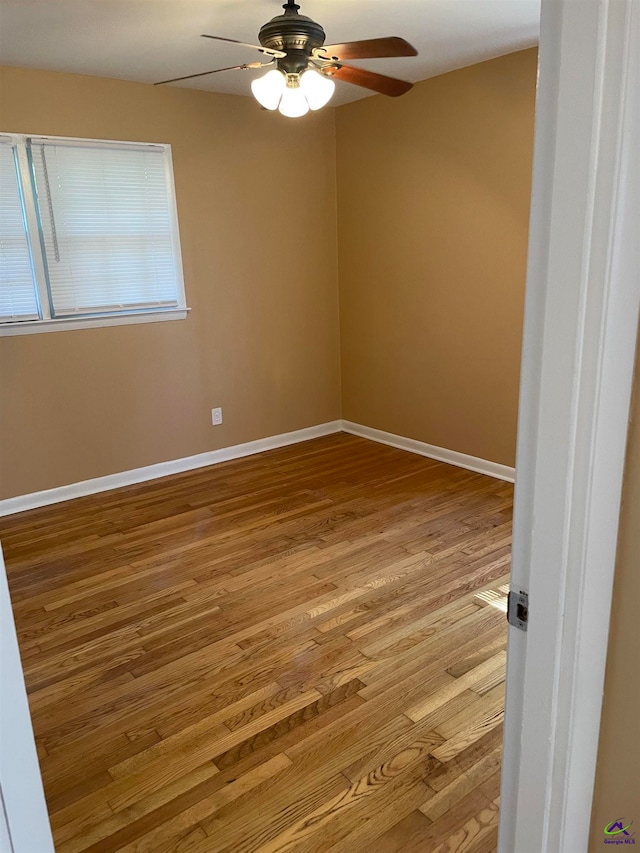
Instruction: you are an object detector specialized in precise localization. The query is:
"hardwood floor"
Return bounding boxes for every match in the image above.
[1,433,512,852]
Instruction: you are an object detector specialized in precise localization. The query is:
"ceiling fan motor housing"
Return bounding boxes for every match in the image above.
[259,3,326,74]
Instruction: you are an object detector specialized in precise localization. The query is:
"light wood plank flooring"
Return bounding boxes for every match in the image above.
[1,433,511,852]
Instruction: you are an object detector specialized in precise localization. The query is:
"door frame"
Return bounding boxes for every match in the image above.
[499,0,640,850]
[0,544,54,852]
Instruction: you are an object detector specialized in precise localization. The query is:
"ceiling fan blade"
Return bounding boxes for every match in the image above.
[200,34,286,58]
[154,63,263,86]
[328,64,413,97]
[320,37,418,61]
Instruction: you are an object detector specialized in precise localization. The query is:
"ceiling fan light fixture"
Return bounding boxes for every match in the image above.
[251,68,287,110]
[160,5,418,107]
[300,68,335,110]
[278,75,310,118]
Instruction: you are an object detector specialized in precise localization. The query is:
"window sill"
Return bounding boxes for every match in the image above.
[0,308,190,337]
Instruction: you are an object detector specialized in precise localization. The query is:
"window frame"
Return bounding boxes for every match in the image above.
[0,132,189,337]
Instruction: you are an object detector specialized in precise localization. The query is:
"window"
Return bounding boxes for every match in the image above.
[0,142,39,322]
[0,134,187,335]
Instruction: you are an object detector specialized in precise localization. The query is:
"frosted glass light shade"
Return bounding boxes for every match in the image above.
[251,69,286,111]
[300,69,335,110]
[278,84,309,118]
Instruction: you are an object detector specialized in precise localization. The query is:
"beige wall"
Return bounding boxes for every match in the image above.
[335,48,537,467]
[0,51,538,499]
[589,345,640,849]
[0,66,341,499]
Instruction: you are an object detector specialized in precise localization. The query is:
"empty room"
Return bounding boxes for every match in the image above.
[1,3,537,849]
[7,0,635,850]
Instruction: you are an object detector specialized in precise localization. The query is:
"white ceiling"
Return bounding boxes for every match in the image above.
[0,0,540,105]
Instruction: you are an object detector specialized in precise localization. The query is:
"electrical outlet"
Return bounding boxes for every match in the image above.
[211,407,223,426]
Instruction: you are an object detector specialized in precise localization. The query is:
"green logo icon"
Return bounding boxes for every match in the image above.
[604,819,634,837]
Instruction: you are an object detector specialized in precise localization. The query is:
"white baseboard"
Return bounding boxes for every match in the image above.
[0,418,514,517]
[0,421,342,517]
[341,421,516,483]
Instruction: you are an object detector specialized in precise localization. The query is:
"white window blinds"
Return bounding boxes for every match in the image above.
[0,141,39,322]
[30,139,181,317]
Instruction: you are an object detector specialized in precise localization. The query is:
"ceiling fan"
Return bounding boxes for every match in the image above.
[155,0,418,118]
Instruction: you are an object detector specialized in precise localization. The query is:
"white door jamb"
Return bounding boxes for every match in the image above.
[0,545,54,852]
[499,0,640,850]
